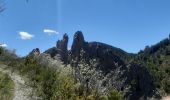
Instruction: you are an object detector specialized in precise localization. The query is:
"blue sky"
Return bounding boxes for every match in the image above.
[1,0,170,56]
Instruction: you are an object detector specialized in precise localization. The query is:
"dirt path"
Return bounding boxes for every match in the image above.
[0,64,37,100]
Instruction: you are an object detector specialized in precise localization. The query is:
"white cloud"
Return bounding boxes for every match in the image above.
[43,29,59,35]
[0,43,7,48]
[19,31,34,40]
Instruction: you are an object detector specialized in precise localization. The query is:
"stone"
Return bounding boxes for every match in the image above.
[44,47,59,58]
[56,33,68,64]
[70,31,128,73]
[57,33,68,50]
[45,33,69,64]
[29,48,40,56]
[71,31,86,59]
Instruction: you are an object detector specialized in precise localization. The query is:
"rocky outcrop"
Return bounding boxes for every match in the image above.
[86,42,127,73]
[45,31,129,69]
[44,33,68,64]
[42,31,159,99]
[56,33,68,63]
[71,31,86,59]
[44,47,59,58]
[57,33,68,51]
[69,31,159,99]
[29,48,40,56]
[70,31,128,73]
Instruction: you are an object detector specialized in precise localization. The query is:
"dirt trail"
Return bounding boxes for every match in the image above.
[0,64,37,100]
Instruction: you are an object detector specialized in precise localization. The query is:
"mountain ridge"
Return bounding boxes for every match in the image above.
[42,31,164,99]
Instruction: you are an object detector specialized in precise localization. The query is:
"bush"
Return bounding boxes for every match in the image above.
[0,49,124,100]
[0,72,14,100]
[0,47,4,55]
[107,90,123,100]
[51,67,77,100]
[162,77,170,94]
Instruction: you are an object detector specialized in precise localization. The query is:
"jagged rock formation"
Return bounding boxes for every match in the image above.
[44,33,68,64]
[29,48,40,56]
[42,31,159,99]
[70,31,130,73]
[44,47,59,58]
[71,31,86,59]
[45,31,130,70]
[56,33,68,63]
[69,31,159,99]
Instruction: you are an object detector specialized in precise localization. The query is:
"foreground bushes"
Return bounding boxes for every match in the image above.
[0,71,14,100]
[0,47,123,100]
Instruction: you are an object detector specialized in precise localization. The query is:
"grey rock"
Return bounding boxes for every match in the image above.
[56,33,68,64]
[29,48,40,56]
[44,47,59,58]
[71,31,86,59]
[45,33,68,64]
[70,31,129,73]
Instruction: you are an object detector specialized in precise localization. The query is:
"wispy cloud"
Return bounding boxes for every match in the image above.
[43,29,59,35]
[19,31,34,40]
[0,43,7,48]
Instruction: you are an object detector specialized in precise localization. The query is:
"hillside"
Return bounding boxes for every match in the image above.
[134,36,170,96]
[44,31,163,99]
[0,32,170,100]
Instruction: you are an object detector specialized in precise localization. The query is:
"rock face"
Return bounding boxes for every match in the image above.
[44,47,59,58]
[87,42,128,73]
[29,48,40,56]
[71,31,86,59]
[56,33,68,63]
[70,31,128,73]
[57,33,68,51]
[44,33,68,64]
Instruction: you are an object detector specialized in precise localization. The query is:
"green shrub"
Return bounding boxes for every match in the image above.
[107,90,123,100]
[0,47,3,55]
[0,49,125,100]
[51,67,77,100]
[162,77,170,94]
[0,72,14,100]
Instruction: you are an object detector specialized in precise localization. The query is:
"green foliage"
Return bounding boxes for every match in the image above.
[0,48,124,100]
[162,77,170,93]
[0,47,3,55]
[0,71,14,100]
[107,90,123,100]
[135,35,170,96]
[8,55,76,100]
[50,67,77,100]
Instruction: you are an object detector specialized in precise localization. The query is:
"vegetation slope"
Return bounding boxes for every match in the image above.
[0,70,14,100]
